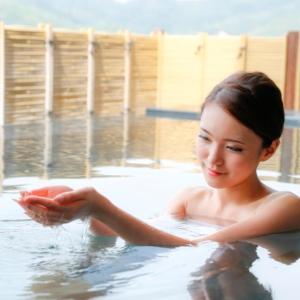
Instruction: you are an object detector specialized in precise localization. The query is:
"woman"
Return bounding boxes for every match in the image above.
[18,71,300,247]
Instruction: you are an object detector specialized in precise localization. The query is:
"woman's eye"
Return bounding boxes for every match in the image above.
[198,134,210,142]
[227,146,243,152]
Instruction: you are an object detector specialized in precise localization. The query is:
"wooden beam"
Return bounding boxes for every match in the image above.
[284,31,299,110]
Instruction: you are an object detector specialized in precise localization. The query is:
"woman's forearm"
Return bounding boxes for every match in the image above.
[90,218,118,237]
[91,196,192,247]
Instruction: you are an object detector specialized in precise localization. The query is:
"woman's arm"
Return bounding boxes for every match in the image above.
[91,186,191,237]
[20,187,193,247]
[90,218,118,236]
[92,196,192,246]
[194,194,300,244]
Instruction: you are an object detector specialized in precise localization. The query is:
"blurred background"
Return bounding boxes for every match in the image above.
[1,0,300,35]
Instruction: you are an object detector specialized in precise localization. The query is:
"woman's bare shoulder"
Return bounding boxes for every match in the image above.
[176,186,210,200]
[251,191,300,232]
[182,185,208,193]
[259,190,300,212]
[165,186,210,219]
[266,190,299,202]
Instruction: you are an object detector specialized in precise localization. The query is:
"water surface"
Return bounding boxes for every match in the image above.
[1,115,300,299]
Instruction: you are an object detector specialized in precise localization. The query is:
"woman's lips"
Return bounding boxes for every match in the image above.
[207,168,225,177]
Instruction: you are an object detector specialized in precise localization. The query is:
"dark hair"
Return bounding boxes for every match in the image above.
[201,72,285,148]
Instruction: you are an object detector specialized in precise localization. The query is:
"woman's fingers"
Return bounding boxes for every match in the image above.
[25,211,68,226]
[20,191,30,198]
[191,236,209,244]
[20,195,61,211]
[25,196,86,221]
[24,203,70,224]
[54,188,92,205]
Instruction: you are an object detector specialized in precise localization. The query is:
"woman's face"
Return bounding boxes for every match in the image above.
[197,103,267,189]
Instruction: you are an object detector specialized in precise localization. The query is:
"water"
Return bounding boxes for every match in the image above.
[1,114,300,299]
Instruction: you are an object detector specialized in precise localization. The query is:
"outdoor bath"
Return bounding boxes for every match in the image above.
[1,0,300,298]
[1,114,300,299]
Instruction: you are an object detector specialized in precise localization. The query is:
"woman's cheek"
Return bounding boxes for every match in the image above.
[196,143,207,161]
[229,155,255,175]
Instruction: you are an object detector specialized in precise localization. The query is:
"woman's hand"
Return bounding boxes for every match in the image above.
[18,186,73,223]
[18,187,103,226]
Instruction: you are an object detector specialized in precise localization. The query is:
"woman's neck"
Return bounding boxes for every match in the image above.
[213,174,271,205]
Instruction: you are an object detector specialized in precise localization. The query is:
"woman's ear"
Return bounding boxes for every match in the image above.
[260,139,280,161]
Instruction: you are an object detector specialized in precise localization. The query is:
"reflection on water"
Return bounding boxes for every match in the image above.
[2,216,300,300]
[188,242,273,300]
[1,114,300,185]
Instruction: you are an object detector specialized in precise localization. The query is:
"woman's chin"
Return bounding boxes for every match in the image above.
[204,174,228,189]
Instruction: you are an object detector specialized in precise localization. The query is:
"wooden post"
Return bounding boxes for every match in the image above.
[0,22,5,126]
[284,31,299,110]
[279,128,294,183]
[85,115,93,177]
[45,24,54,115]
[87,28,95,114]
[123,31,132,112]
[122,111,130,165]
[43,115,53,179]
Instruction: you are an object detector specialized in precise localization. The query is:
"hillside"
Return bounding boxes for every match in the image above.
[1,0,300,35]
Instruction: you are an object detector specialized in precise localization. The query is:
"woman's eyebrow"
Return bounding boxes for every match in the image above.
[199,127,246,145]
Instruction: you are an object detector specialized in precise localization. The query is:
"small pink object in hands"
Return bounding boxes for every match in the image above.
[18,185,72,206]
[17,185,74,226]
[19,186,73,201]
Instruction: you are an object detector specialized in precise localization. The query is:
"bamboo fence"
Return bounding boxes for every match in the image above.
[0,23,299,125]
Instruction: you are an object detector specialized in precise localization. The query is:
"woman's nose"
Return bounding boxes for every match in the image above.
[207,146,224,166]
